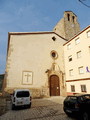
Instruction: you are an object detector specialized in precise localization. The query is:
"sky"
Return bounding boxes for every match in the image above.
[0,0,90,74]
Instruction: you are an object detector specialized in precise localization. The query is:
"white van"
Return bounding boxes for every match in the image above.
[11,89,32,110]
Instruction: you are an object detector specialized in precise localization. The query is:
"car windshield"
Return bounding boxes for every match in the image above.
[82,95,90,101]
[16,91,30,98]
[66,96,77,102]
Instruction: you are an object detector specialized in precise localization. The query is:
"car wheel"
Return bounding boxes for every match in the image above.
[82,112,89,120]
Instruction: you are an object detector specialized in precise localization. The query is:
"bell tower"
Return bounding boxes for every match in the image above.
[53,11,80,40]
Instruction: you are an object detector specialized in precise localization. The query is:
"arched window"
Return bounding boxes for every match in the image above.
[67,13,70,21]
[72,16,75,23]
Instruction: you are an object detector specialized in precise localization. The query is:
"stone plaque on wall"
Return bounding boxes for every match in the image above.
[22,71,33,85]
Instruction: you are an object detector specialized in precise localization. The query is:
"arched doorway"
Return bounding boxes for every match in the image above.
[49,75,60,96]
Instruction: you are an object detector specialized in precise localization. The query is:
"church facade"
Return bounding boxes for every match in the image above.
[4,11,80,98]
[4,32,67,97]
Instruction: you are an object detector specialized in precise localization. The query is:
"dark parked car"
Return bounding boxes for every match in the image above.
[63,94,90,120]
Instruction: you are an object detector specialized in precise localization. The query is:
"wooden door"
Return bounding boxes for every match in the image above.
[50,75,60,96]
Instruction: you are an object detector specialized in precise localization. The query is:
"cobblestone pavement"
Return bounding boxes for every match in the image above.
[0,96,76,120]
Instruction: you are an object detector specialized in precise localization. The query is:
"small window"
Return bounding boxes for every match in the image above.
[51,50,58,59]
[75,38,80,45]
[71,85,75,92]
[68,55,72,62]
[87,31,90,37]
[69,69,73,76]
[89,46,90,53]
[52,36,56,41]
[78,66,84,74]
[72,16,75,23]
[52,52,56,57]
[81,85,86,92]
[77,51,81,58]
[67,44,71,50]
[67,13,70,21]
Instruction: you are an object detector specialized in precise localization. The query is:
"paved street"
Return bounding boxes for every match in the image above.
[0,96,76,120]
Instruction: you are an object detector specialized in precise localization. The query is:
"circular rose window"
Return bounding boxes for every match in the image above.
[51,50,58,59]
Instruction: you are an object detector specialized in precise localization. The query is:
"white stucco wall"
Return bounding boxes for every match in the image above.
[64,26,90,94]
[5,32,66,91]
[67,80,90,94]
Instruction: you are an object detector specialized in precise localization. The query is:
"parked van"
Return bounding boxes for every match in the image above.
[11,89,32,110]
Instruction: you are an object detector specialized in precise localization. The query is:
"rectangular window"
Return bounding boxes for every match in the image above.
[77,51,81,58]
[75,38,80,45]
[87,31,90,37]
[67,44,71,50]
[16,91,30,98]
[71,85,75,92]
[78,66,84,74]
[69,69,73,76]
[68,55,72,62]
[89,46,90,53]
[81,85,86,92]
